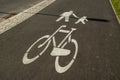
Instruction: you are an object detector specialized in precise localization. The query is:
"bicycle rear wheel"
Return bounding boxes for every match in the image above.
[55,39,78,73]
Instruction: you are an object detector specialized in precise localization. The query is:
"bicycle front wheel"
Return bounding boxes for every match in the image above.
[55,39,78,73]
[22,35,51,64]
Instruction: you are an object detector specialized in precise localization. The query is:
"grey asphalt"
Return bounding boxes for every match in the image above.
[0,0,43,18]
[0,0,120,80]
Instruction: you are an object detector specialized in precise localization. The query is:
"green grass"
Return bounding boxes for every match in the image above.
[111,0,120,19]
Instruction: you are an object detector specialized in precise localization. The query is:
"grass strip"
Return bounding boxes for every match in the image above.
[111,0,120,19]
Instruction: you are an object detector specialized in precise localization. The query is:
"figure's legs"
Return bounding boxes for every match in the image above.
[75,19,81,24]
[85,18,88,21]
[65,16,69,22]
[75,19,86,24]
[56,16,64,22]
[81,20,85,24]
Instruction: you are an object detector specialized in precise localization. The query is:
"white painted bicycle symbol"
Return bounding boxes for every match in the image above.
[22,25,78,73]
[22,10,88,73]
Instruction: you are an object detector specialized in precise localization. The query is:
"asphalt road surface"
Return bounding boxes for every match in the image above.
[0,0,120,80]
[0,0,43,19]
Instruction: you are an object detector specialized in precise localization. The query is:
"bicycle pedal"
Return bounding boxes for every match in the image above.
[50,47,71,56]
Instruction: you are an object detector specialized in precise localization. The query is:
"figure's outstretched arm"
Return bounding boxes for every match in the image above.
[72,13,79,18]
[60,13,63,16]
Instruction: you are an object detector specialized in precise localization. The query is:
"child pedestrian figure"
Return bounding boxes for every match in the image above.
[75,16,88,24]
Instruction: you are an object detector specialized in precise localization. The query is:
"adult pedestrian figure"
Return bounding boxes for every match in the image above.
[56,10,79,22]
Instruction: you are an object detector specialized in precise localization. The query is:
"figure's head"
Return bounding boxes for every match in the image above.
[83,16,87,18]
[69,10,73,13]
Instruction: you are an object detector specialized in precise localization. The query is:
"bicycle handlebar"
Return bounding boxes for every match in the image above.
[61,25,67,28]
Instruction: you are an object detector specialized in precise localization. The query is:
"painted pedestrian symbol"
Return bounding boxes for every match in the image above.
[22,10,88,74]
[56,10,79,22]
[56,10,88,24]
[75,16,88,24]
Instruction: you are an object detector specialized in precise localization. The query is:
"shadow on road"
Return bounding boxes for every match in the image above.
[0,11,17,15]
[38,13,110,23]
[0,11,110,23]
[87,18,110,22]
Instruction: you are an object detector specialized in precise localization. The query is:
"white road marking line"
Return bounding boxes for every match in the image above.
[0,0,56,34]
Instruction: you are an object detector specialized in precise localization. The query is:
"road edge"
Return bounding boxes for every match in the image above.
[0,0,56,34]
[109,0,120,24]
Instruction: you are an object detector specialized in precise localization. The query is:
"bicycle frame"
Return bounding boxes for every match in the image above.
[23,25,78,73]
[38,25,77,48]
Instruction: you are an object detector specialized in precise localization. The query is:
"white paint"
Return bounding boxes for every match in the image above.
[50,47,71,56]
[57,28,77,48]
[56,10,79,22]
[23,53,39,64]
[23,35,51,64]
[59,29,70,33]
[52,37,57,47]
[0,0,56,34]
[55,39,78,73]
[50,26,78,73]
[23,25,79,73]
[75,16,88,24]
[38,25,66,48]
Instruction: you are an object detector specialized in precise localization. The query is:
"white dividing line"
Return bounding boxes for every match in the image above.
[0,0,56,34]
[109,0,120,24]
